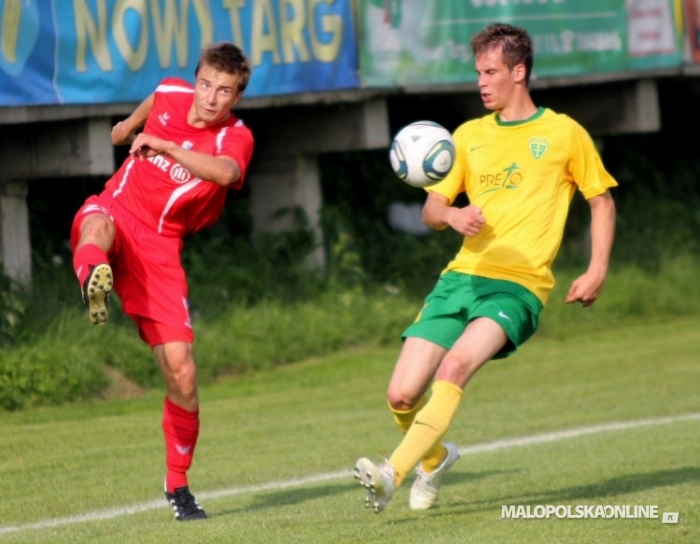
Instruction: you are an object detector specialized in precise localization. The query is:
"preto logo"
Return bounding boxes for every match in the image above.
[477,162,523,194]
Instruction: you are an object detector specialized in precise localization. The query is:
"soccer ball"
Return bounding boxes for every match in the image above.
[389,121,455,188]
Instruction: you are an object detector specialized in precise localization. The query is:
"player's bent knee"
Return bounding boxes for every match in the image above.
[386,389,422,411]
[79,214,114,245]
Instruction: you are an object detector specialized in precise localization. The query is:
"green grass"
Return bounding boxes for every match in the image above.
[0,318,698,543]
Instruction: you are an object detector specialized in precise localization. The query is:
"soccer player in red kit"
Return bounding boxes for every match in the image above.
[70,42,254,521]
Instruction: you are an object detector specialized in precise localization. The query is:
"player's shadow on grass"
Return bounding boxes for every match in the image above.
[208,483,353,518]
[209,469,515,519]
[443,466,700,514]
[535,466,700,504]
[438,468,520,488]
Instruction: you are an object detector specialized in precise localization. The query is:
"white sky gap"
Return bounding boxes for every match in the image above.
[1,412,698,536]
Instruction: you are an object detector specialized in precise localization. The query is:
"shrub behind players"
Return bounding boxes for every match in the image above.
[354,23,617,513]
[70,42,254,521]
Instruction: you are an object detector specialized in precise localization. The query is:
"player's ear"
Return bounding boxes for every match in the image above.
[229,90,244,108]
[513,63,526,83]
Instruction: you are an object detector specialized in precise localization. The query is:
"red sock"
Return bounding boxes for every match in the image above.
[162,397,200,493]
[72,244,108,286]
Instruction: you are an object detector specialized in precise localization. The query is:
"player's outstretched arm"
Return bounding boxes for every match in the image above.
[129,132,240,187]
[565,191,616,307]
[111,93,155,145]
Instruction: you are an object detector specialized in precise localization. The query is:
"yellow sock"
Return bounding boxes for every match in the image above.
[390,397,447,473]
[388,381,463,488]
[390,396,427,434]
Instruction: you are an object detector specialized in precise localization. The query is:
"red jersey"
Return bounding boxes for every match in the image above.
[102,77,254,238]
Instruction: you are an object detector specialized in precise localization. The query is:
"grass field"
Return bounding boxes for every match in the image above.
[0,318,698,543]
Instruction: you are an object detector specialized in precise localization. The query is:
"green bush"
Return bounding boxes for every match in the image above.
[0,337,108,410]
[193,287,415,378]
[540,253,700,339]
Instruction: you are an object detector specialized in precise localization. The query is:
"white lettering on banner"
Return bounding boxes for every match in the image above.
[576,32,623,53]
[533,31,622,56]
[470,0,565,8]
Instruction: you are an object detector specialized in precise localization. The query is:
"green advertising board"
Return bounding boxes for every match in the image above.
[359,0,684,87]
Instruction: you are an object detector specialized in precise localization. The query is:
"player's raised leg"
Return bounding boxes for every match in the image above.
[71,209,115,325]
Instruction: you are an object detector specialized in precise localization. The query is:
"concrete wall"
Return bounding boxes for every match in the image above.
[0,117,114,285]
[0,181,31,286]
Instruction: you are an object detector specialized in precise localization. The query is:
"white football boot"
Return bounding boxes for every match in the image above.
[354,458,396,514]
[409,442,460,510]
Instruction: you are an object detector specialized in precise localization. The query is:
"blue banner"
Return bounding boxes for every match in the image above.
[0,0,359,106]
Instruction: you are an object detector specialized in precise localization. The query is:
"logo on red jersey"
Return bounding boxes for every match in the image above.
[170,164,192,184]
[148,155,193,184]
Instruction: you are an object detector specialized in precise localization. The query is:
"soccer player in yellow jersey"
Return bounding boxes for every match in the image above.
[354,23,617,514]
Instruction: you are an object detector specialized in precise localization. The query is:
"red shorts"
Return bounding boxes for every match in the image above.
[71,194,194,347]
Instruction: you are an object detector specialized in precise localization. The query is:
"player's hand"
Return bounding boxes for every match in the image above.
[446,205,486,236]
[565,269,606,307]
[129,133,170,159]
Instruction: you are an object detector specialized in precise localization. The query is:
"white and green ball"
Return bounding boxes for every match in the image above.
[389,121,455,188]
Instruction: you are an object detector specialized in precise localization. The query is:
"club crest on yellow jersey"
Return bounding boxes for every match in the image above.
[529,137,549,159]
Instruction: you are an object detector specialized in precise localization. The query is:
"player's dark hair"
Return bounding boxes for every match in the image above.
[195,42,252,92]
[471,23,534,85]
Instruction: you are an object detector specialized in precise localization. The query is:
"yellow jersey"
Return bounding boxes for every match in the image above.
[428,107,617,305]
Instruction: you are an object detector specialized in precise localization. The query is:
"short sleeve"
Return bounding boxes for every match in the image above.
[218,120,255,189]
[567,118,618,199]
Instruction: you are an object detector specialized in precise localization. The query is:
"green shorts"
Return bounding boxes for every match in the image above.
[402,272,543,359]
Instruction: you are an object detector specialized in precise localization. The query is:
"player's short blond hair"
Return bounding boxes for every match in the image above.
[195,42,252,92]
